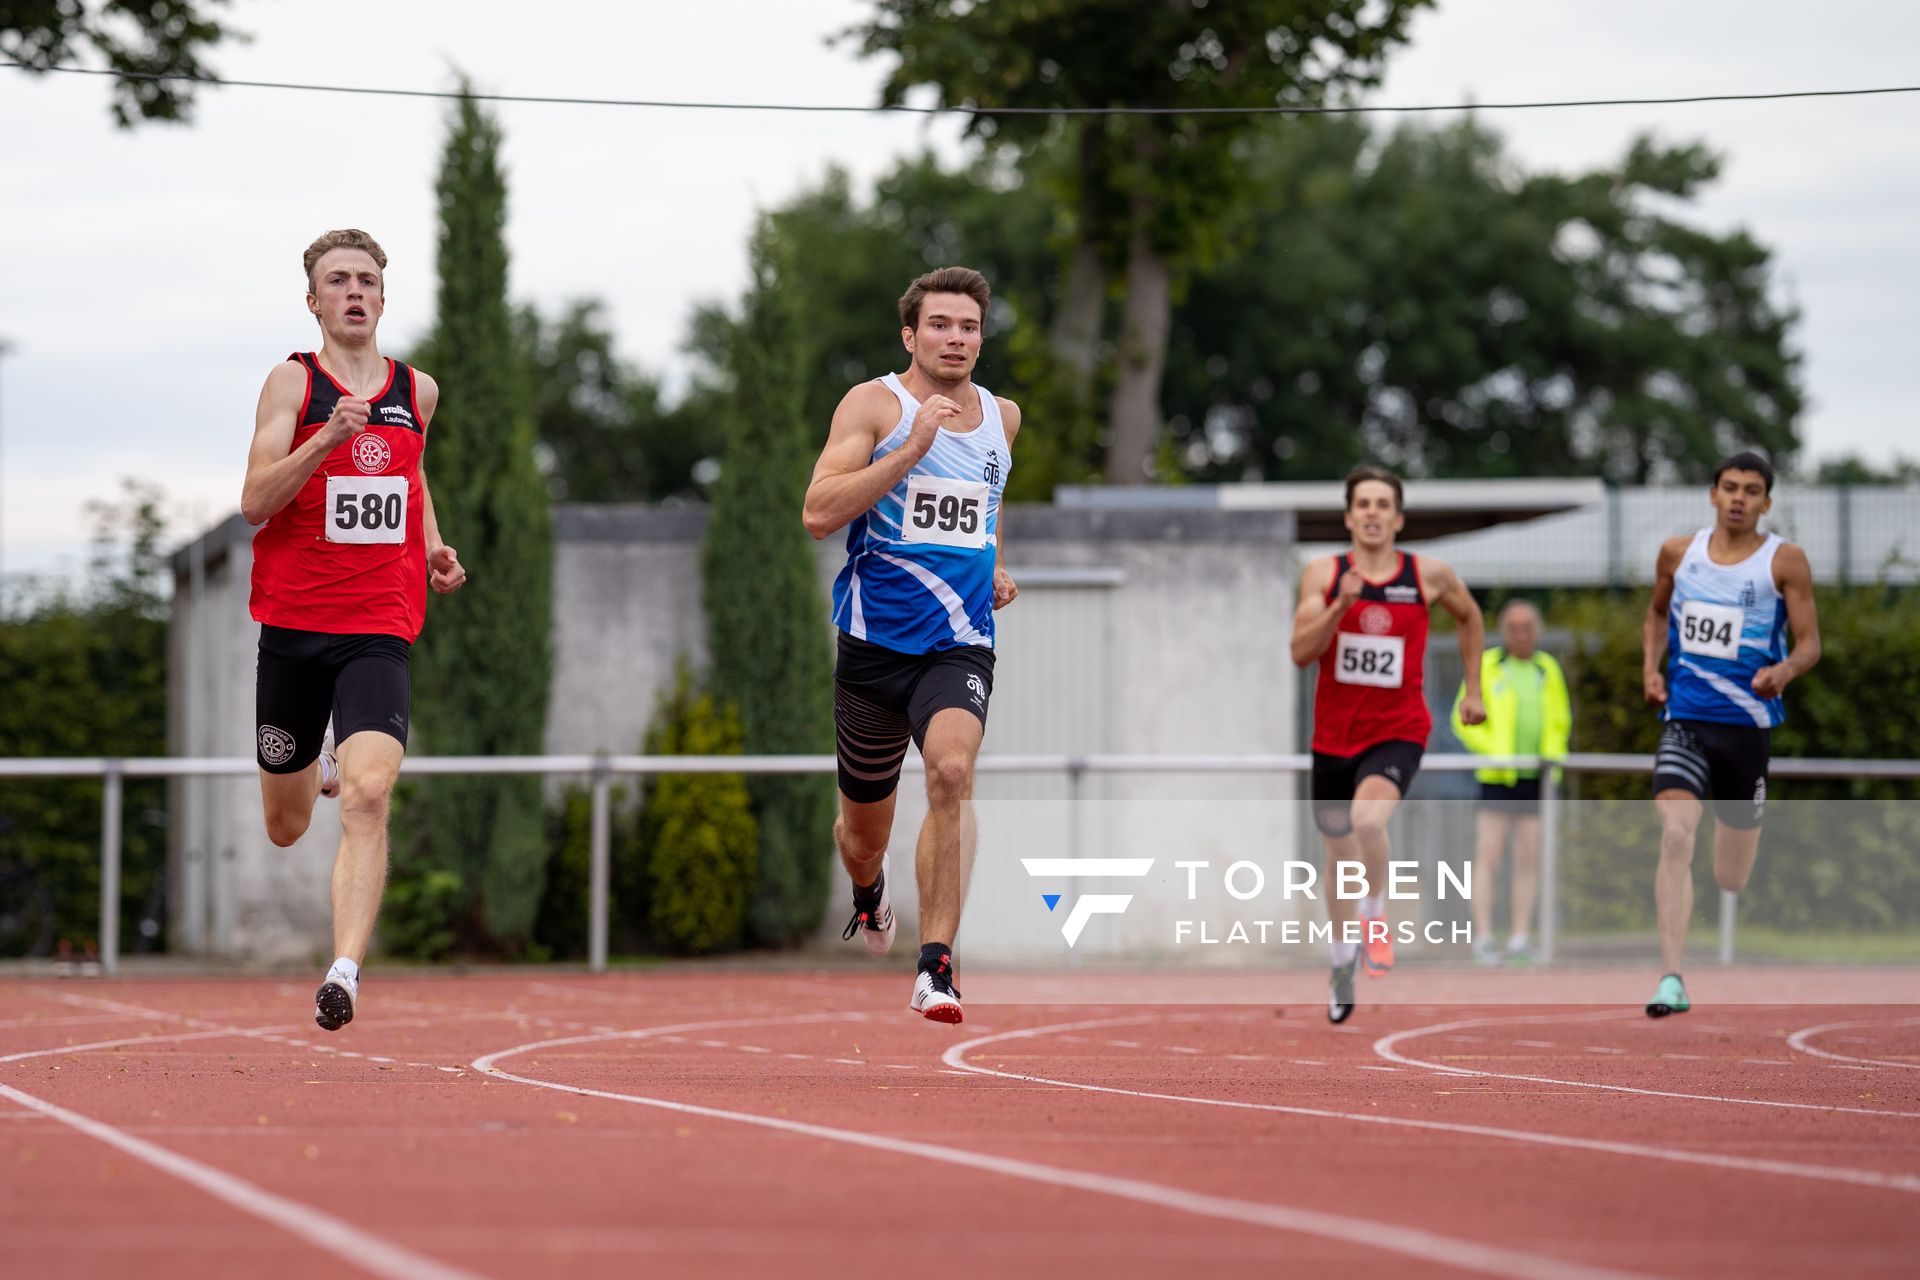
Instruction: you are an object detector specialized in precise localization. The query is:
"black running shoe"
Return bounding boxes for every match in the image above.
[840,855,897,955]
[1327,959,1358,1025]
[315,966,357,1032]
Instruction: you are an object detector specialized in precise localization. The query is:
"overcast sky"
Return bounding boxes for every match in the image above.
[2,0,1915,583]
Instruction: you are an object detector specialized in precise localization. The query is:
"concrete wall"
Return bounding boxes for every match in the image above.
[170,501,1301,962]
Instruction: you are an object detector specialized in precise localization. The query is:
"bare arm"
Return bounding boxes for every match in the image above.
[801,382,958,539]
[240,363,365,525]
[1752,543,1820,697]
[1642,536,1687,705]
[1426,558,1486,723]
[992,398,1021,609]
[413,373,466,595]
[1291,557,1356,668]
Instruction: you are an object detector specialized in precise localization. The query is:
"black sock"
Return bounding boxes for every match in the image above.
[918,942,952,975]
[851,867,883,910]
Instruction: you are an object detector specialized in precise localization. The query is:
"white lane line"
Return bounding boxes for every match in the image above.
[735,1045,772,1055]
[1787,1017,1920,1072]
[1373,1012,1920,1120]
[0,1081,482,1280]
[944,1017,1920,1198]
[1292,1059,1327,1067]
[1828,1065,1878,1073]
[1514,1040,1554,1048]
[1742,1059,1791,1067]
[1584,1047,1626,1055]
[472,1015,1650,1280]
[1167,1046,1202,1055]
[1224,1054,1267,1062]
[1357,1066,1400,1073]
[1107,1040,1141,1049]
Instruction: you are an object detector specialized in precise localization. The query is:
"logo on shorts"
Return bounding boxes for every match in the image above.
[983,451,1002,487]
[351,432,391,474]
[258,725,297,767]
[1359,605,1393,635]
[1022,859,1156,947]
[1384,765,1403,782]
[1753,776,1767,815]
[966,673,987,709]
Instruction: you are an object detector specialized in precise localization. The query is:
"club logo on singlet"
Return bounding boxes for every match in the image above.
[1359,605,1393,635]
[983,451,1002,487]
[258,724,296,767]
[352,433,392,474]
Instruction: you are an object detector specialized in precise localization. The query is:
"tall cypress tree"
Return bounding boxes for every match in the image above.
[702,224,837,945]
[411,88,554,946]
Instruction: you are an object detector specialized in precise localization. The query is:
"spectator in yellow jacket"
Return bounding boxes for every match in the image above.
[1451,600,1572,965]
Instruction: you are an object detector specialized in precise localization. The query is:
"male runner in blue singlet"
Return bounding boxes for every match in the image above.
[802,267,1020,1024]
[1642,452,1821,1017]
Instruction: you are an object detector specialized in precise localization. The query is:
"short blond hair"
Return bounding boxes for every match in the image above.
[303,229,387,290]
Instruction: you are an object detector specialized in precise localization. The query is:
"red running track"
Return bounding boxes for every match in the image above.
[2,970,1917,1279]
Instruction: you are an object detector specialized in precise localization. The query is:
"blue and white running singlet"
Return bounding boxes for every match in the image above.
[830,374,1010,655]
[1665,528,1789,728]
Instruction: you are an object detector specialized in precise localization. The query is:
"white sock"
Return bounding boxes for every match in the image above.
[1331,941,1359,967]
[326,956,359,991]
[1508,932,1529,950]
[1360,893,1384,919]
[317,752,339,791]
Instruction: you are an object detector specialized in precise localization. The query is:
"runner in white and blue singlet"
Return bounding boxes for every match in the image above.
[802,267,1022,1025]
[1641,451,1821,1018]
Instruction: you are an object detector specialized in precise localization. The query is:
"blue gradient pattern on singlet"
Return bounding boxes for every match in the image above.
[830,374,1009,655]
[1666,529,1788,728]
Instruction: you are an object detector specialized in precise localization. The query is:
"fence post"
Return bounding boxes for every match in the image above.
[100,762,123,976]
[1718,889,1736,966]
[588,757,612,974]
[1065,757,1086,863]
[1537,763,1559,966]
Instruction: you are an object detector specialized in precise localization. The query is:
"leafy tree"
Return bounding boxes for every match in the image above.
[1811,454,1920,485]
[2,0,238,125]
[518,300,720,502]
[0,480,170,957]
[700,226,838,945]
[1163,119,1803,482]
[408,88,554,948]
[849,0,1431,483]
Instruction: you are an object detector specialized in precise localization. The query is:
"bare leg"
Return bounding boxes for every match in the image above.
[1349,775,1406,905]
[1712,821,1763,894]
[330,731,404,966]
[1509,815,1542,942]
[259,762,324,848]
[1321,830,1364,935]
[835,791,896,891]
[916,709,983,948]
[1654,791,1704,974]
[1471,809,1509,942]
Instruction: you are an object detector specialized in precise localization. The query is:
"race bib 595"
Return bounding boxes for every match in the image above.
[901,474,988,550]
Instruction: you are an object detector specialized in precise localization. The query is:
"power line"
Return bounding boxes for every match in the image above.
[6,60,1919,117]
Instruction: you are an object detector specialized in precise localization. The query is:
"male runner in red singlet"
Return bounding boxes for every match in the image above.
[1292,465,1485,1023]
[241,229,467,1031]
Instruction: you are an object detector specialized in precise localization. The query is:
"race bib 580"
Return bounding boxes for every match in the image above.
[325,475,407,545]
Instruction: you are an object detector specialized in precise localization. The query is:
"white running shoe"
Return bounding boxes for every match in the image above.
[318,737,340,799]
[910,966,963,1024]
[840,855,896,956]
[315,961,357,1032]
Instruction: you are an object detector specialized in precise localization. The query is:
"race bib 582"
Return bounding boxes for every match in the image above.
[1335,632,1405,688]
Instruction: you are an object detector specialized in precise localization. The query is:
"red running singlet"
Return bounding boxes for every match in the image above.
[1311,552,1431,755]
[250,353,427,642]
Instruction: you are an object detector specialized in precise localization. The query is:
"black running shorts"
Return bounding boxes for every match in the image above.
[1311,739,1424,836]
[833,632,995,804]
[255,624,412,773]
[1652,718,1770,830]
[1478,777,1544,815]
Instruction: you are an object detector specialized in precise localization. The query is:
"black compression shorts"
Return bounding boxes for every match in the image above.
[833,632,995,804]
[1310,739,1424,837]
[255,624,411,773]
[1653,718,1770,830]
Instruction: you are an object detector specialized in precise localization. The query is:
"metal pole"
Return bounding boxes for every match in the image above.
[100,762,123,975]
[1537,763,1559,966]
[1718,889,1736,966]
[0,339,12,587]
[1065,757,1085,862]
[588,758,612,974]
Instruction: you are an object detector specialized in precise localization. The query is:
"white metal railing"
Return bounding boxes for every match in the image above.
[3,752,1916,974]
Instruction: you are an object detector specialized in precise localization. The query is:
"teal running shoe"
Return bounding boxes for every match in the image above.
[1645,972,1689,1018]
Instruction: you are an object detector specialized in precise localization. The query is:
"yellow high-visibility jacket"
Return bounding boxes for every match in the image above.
[1451,646,1572,785]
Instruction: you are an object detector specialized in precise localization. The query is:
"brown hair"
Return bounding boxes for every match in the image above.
[1344,464,1404,512]
[899,266,990,330]
[303,229,387,290]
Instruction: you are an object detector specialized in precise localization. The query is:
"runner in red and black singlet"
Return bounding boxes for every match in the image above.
[240,229,468,1033]
[1291,465,1486,1024]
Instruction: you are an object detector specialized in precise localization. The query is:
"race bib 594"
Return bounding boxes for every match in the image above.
[1677,600,1742,660]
